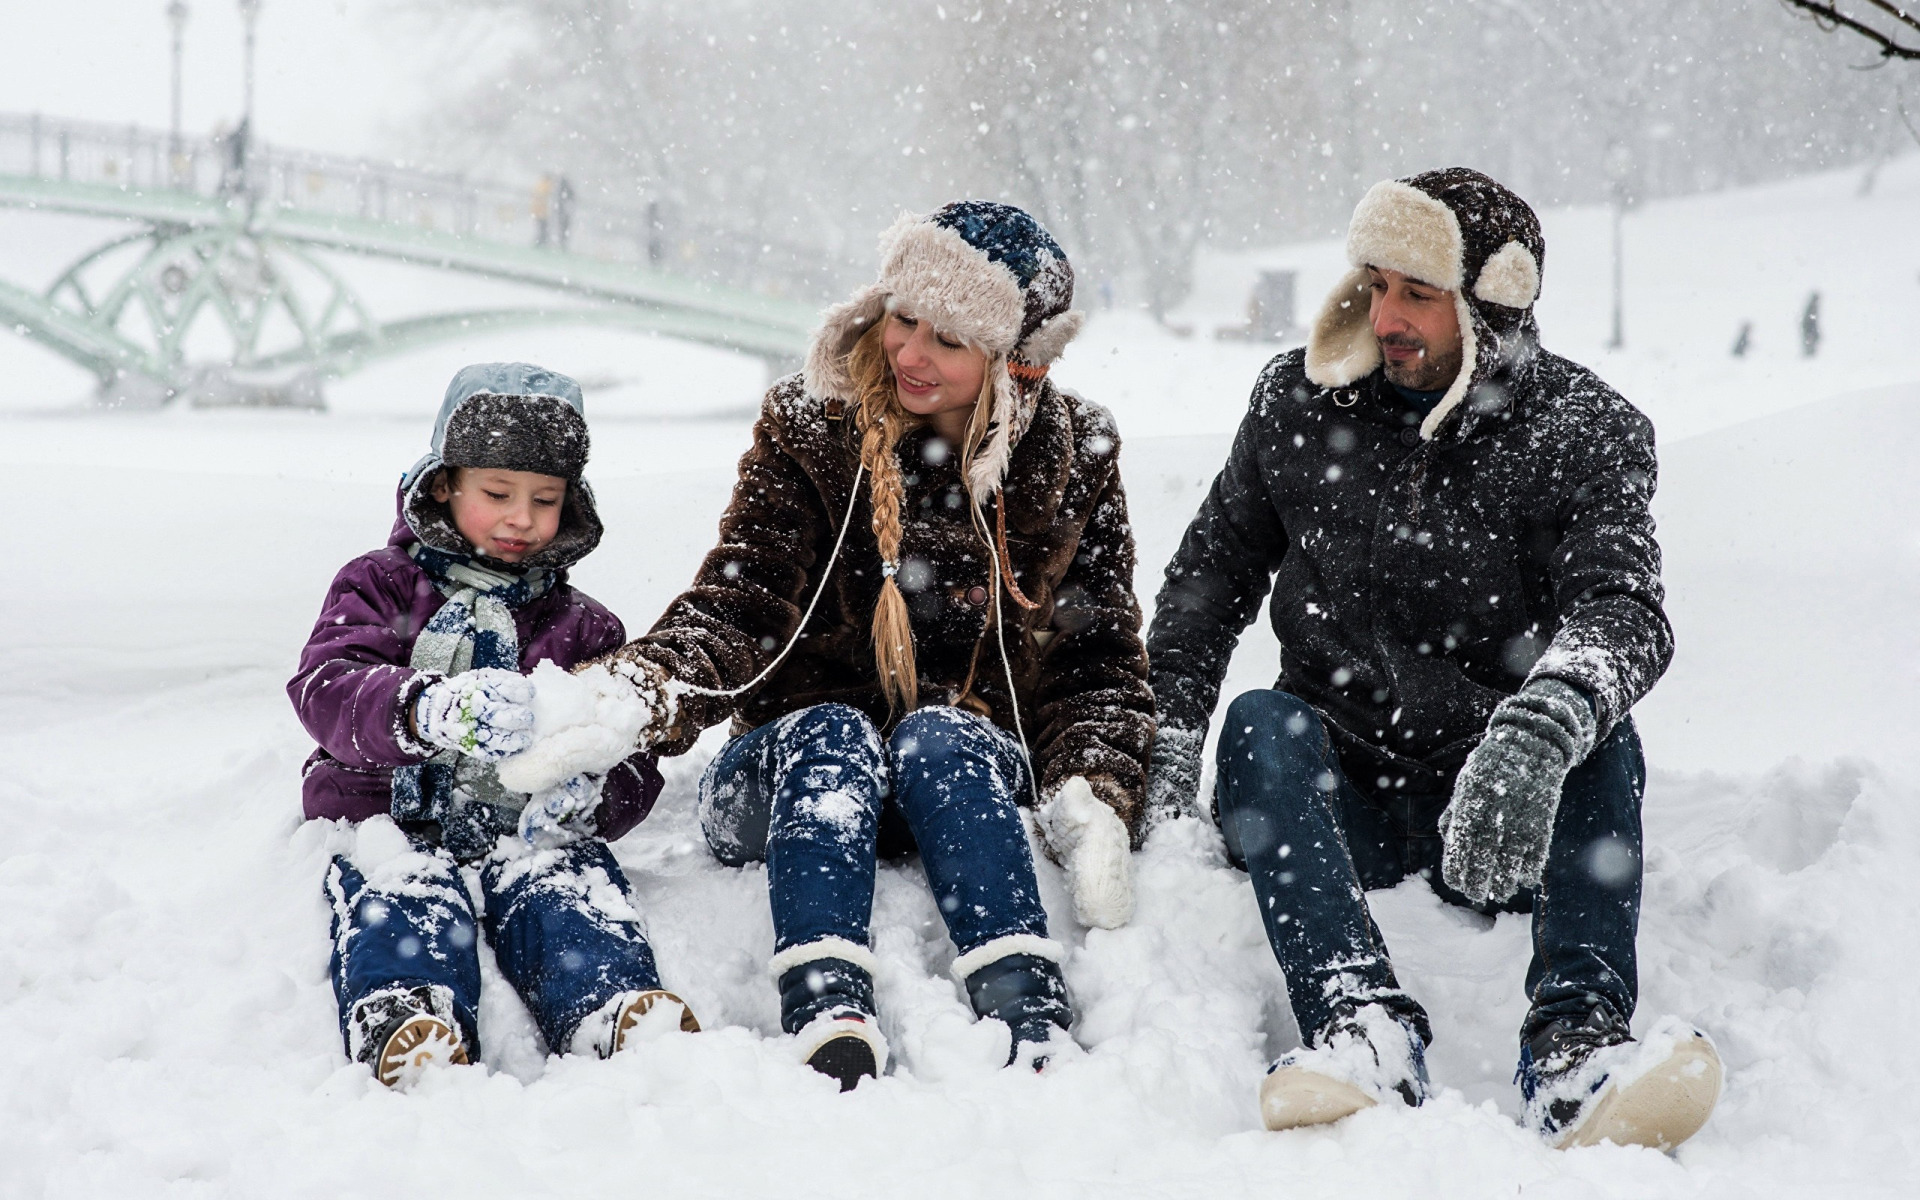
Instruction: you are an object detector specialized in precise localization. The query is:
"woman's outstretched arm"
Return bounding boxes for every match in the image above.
[1028,422,1154,843]
[596,388,831,751]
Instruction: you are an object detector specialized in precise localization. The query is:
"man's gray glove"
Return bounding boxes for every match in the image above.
[1440,678,1598,904]
[1144,725,1206,825]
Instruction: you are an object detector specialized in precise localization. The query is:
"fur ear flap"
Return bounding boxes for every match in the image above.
[1305,267,1381,388]
[967,360,1021,503]
[803,286,889,402]
[1418,291,1481,441]
[1472,241,1540,309]
[1017,309,1085,366]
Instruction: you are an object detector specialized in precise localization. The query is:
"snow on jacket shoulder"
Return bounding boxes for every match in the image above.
[287,510,662,839]
[1149,345,1672,796]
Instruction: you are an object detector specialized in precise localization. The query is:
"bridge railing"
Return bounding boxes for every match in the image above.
[0,112,845,303]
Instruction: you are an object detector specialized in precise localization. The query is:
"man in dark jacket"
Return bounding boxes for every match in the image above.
[1146,169,1719,1150]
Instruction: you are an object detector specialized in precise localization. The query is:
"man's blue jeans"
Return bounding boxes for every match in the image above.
[326,835,665,1058]
[699,703,1048,957]
[1214,689,1645,1048]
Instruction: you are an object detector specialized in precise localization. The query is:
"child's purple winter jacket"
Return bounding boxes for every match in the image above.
[287,500,662,839]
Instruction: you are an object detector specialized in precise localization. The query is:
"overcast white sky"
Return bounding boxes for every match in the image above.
[0,1,451,159]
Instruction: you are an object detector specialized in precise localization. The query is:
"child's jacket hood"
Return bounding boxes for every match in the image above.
[399,362,604,571]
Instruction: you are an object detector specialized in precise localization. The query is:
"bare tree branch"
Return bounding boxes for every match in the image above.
[1901,98,1920,143]
[1866,0,1920,37]
[1781,0,1920,60]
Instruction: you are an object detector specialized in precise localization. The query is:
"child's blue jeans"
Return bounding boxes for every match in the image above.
[325,834,664,1058]
[699,703,1048,957]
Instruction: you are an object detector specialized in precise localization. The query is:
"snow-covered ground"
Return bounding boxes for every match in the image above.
[2,159,1918,1196]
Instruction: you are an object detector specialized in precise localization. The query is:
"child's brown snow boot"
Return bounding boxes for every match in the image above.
[350,985,470,1089]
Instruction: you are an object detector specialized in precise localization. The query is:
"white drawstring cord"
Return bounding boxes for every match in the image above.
[670,458,1040,809]
[975,501,1042,807]
[670,462,867,702]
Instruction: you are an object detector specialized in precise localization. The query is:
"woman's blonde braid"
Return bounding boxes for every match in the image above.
[848,322,919,713]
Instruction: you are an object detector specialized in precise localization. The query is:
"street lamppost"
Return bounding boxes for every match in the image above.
[1603,140,1634,352]
[238,0,260,134]
[219,0,260,198]
[167,1,188,185]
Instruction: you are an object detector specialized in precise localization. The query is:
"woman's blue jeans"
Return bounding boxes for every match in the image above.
[700,703,1048,957]
[1214,689,1645,1048]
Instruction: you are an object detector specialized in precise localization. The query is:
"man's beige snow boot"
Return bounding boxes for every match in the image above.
[1260,1005,1431,1131]
[1521,1009,1722,1151]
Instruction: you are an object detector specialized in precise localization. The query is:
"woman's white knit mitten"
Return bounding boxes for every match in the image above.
[1038,776,1135,930]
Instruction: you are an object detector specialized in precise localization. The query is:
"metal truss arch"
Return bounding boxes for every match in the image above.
[53,224,376,372]
[0,113,818,407]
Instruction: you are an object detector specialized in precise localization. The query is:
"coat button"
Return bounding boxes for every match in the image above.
[1399,427,1421,447]
[966,585,989,607]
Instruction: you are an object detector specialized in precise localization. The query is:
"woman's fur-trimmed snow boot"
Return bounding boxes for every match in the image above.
[348,985,470,1089]
[1260,1003,1430,1131]
[1518,1008,1722,1151]
[954,935,1073,1069]
[572,988,702,1059]
[773,938,887,1091]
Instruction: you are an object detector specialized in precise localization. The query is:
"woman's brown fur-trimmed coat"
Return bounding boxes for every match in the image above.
[602,373,1156,839]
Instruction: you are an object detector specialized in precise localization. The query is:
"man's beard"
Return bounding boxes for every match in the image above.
[1380,334,1464,392]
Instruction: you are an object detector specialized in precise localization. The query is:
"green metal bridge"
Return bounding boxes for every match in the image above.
[0,113,822,407]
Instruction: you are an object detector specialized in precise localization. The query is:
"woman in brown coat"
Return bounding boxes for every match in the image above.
[595,202,1153,1088]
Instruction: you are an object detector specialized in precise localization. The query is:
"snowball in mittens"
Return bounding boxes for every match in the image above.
[495,661,655,794]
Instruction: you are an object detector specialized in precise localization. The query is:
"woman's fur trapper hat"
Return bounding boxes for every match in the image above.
[804,200,1086,502]
[400,361,605,570]
[1306,167,1547,440]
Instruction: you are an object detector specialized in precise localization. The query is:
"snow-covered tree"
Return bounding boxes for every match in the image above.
[415,0,1911,313]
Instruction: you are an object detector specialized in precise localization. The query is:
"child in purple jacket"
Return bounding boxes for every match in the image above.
[289,362,696,1089]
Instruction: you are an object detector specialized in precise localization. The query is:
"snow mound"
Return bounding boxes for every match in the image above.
[494,661,651,793]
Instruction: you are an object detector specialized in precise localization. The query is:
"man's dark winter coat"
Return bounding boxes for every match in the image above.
[603,374,1157,837]
[1148,340,1672,803]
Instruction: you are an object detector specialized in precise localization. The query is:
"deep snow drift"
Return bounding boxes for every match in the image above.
[3,162,1918,1197]
[1,384,1913,1197]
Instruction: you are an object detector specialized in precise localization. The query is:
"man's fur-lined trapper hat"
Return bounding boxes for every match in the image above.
[804,200,1086,502]
[400,361,604,570]
[1307,167,1547,441]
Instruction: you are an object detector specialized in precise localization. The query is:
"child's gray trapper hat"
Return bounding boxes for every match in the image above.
[400,362,604,570]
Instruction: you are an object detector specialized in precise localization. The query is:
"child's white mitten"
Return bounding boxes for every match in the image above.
[517,773,605,847]
[1037,776,1136,930]
[413,668,536,760]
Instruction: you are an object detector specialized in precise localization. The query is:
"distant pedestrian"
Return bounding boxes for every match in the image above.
[218,118,251,197]
[645,199,665,266]
[1801,291,1821,358]
[555,176,575,250]
[531,175,554,246]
